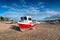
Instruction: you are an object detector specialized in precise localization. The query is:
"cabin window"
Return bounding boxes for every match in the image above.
[21,17,24,21]
[24,17,27,20]
[28,18,32,20]
[21,17,27,20]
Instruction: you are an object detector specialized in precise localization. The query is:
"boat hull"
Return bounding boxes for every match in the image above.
[18,23,37,29]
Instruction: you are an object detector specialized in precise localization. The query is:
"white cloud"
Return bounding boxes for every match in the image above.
[10,8,17,11]
[2,4,60,19]
[1,5,20,12]
[3,6,41,17]
[44,8,49,11]
[1,4,18,10]
[12,3,17,6]
[3,11,21,17]
[38,2,43,5]
[19,0,26,4]
[41,10,60,17]
[45,10,57,15]
[12,3,19,8]
[40,5,45,8]
[1,5,8,8]
[24,7,40,15]
[1,5,13,9]
[38,2,45,9]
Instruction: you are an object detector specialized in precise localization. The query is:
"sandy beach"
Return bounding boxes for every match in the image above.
[0,22,60,40]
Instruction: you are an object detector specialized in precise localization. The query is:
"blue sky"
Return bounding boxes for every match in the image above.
[0,0,60,20]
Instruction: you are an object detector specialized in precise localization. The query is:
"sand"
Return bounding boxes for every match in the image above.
[0,22,60,40]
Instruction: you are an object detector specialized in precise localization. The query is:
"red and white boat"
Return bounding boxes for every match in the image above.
[18,16,37,31]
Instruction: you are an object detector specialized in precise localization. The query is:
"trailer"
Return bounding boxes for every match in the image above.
[18,16,37,31]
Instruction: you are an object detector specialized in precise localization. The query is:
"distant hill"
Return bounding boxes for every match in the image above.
[10,17,20,21]
[44,14,60,20]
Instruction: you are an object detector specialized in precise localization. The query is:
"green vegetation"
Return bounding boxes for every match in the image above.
[0,16,4,21]
[0,16,18,23]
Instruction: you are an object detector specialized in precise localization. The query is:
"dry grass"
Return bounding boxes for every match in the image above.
[0,22,60,40]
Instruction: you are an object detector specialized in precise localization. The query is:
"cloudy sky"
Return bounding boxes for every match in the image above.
[0,0,60,20]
